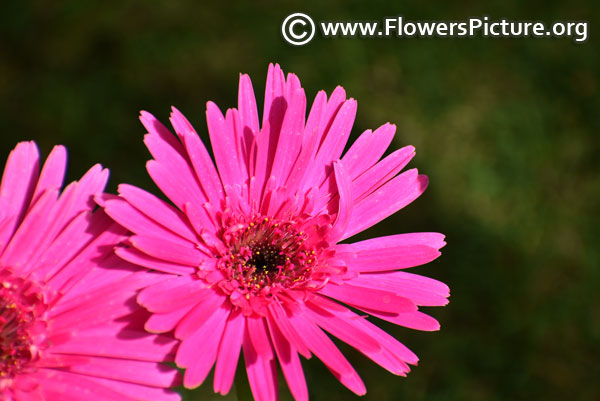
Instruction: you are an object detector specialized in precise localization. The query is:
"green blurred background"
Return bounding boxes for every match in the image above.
[1,1,598,400]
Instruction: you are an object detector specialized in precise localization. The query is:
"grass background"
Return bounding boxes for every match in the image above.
[1,1,598,400]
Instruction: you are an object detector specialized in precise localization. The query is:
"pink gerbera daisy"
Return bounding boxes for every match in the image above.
[103,64,449,401]
[0,142,180,400]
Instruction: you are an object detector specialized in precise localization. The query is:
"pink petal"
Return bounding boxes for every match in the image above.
[288,312,365,395]
[352,145,416,202]
[104,196,193,245]
[177,305,230,388]
[171,109,224,203]
[319,282,417,314]
[146,160,205,214]
[64,356,179,387]
[238,73,260,136]
[32,145,67,202]
[129,234,205,267]
[213,309,245,395]
[206,102,245,188]
[335,232,446,272]
[137,276,206,313]
[0,141,39,249]
[267,313,308,401]
[267,302,311,359]
[366,309,441,331]
[118,183,198,242]
[343,170,428,239]
[0,189,58,269]
[308,295,416,374]
[304,298,380,353]
[145,306,194,334]
[349,271,449,306]
[174,293,226,339]
[49,327,176,362]
[285,90,327,191]
[329,160,353,242]
[243,324,279,401]
[88,377,182,401]
[247,316,274,361]
[34,370,132,401]
[269,87,306,187]
[116,246,196,275]
[341,123,396,179]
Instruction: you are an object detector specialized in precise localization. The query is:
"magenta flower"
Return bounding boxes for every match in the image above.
[0,142,180,400]
[104,64,449,401]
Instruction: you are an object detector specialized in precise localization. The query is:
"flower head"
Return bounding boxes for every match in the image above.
[0,142,180,400]
[104,64,449,401]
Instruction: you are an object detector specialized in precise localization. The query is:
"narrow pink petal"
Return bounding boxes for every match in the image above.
[57,253,145,300]
[118,183,198,242]
[319,282,417,314]
[34,370,133,401]
[0,189,58,268]
[32,145,67,202]
[60,164,110,218]
[269,87,306,187]
[335,232,446,272]
[267,313,308,401]
[247,316,274,361]
[308,295,416,374]
[146,159,206,213]
[174,293,226,339]
[314,99,357,169]
[320,86,347,136]
[129,234,205,267]
[140,110,187,157]
[243,325,279,401]
[238,73,260,135]
[254,64,286,197]
[49,328,176,362]
[0,141,39,249]
[205,102,244,188]
[137,276,206,313]
[366,309,441,331]
[348,271,450,306]
[31,210,107,281]
[49,271,150,329]
[88,377,182,401]
[213,309,245,395]
[329,160,353,242]
[104,197,194,245]
[343,170,429,239]
[285,90,327,192]
[177,137,224,205]
[267,302,311,359]
[177,305,231,388]
[262,63,286,128]
[304,298,380,353]
[145,305,194,333]
[46,222,126,294]
[26,164,108,273]
[289,312,365,395]
[116,246,196,275]
[304,99,357,189]
[341,123,396,179]
[352,145,416,202]
[351,315,419,365]
[145,129,208,202]
[63,356,179,387]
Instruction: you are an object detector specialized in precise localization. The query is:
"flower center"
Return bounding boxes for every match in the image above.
[216,216,318,297]
[0,272,47,380]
